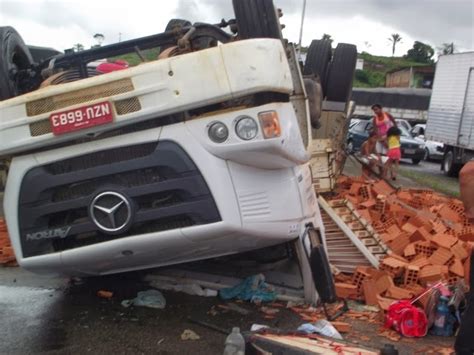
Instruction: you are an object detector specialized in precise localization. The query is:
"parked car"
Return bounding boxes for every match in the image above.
[347,120,425,164]
[411,124,444,161]
[396,119,412,132]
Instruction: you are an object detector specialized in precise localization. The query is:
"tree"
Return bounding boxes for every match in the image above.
[73,43,84,52]
[388,33,402,56]
[93,33,105,46]
[321,33,333,43]
[404,41,434,63]
[439,42,455,55]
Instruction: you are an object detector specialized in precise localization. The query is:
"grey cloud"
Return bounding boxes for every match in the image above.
[175,0,473,49]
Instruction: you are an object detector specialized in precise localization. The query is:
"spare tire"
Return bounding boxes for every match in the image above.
[303,40,332,94]
[0,26,33,101]
[232,0,282,39]
[325,43,357,103]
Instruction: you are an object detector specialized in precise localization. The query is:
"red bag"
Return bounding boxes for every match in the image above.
[385,300,428,337]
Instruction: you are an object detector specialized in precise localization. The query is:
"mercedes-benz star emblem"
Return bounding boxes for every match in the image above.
[90,191,132,234]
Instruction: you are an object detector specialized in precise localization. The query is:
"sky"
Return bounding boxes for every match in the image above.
[0,0,472,57]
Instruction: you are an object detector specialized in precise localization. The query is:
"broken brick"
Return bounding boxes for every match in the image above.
[428,248,454,266]
[450,258,465,277]
[386,286,415,300]
[331,321,352,333]
[362,279,379,306]
[404,265,420,285]
[432,234,458,249]
[335,283,358,299]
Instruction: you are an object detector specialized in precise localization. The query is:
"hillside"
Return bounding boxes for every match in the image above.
[354,52,428,88]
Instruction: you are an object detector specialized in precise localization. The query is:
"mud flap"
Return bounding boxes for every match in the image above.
[301,225,337,304]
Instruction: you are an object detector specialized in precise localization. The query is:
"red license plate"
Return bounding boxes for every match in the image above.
[50,101,113,135]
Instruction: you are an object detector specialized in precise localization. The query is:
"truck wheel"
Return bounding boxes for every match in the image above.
[0,26,33,101]
[303,40,332,94]
[165,19,192,32]
[443,150,461,177]
[412,158,421,165]
[232,0,282,40]
[325,43,357,103]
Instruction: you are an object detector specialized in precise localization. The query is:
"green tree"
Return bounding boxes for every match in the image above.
[321,33,333,43]
[388,33,402,56]
[73,43,84,52]
[439,42,455,55]
[404,41,434,63]
[93,33,105,46]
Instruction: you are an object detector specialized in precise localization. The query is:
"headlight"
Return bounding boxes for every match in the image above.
[235,116,258,140]
[208,122,228,143]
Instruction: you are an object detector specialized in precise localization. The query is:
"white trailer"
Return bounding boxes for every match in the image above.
[426,52,474,175]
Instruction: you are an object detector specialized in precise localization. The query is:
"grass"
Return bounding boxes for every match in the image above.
[354,52,432,88]
[398,168,460,198]
[110,47,161,66]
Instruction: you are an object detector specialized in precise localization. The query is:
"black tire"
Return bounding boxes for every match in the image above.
[325,43,358,103]
[0,26,33,101]
[232,0,282,39]
[412,158,421,165]
[303,40,332,93]
[424,148,430,161]
[165,19,192,32]
[443,150,461,177]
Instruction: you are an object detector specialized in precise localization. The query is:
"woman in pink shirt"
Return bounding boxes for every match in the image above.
[371,104,397,155]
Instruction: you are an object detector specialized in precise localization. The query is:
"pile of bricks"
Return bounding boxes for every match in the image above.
[0,218,16,266]
[332,175,472,310]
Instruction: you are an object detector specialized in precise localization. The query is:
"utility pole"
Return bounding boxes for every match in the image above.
[297,0,307,60]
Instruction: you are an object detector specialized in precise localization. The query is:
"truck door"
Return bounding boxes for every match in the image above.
[459,68,474,147]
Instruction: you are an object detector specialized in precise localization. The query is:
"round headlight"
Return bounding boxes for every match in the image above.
[235,116,258,140]
[208,122,229,143]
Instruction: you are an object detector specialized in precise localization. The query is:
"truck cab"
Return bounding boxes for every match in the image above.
[0,0,357,303]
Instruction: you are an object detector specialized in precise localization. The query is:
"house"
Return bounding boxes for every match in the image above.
[385,65,435,89]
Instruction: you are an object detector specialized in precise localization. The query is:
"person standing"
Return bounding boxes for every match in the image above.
[371,104,397,155]
[455,161,474,355]
[383,127,402,180]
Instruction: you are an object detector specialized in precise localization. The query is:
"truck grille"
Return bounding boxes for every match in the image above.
[28,97,142,137]
[26,79,134,116]
[18,141,220,257]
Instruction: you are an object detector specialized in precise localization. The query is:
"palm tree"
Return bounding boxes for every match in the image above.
[73,43,84,52]
[321,33,333,43]
[93,33,105,46]
[388,33,402,56]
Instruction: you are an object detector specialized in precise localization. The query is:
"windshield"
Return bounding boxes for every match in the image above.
[398,126,412,138]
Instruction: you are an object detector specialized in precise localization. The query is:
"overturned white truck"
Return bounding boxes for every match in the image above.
[0,0,356,302]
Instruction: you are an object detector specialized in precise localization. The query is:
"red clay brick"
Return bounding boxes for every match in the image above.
[428,248,454,266]
[362,279,379,306]
[432,233,458,249]
[450,259,465,277]
[451,241,469,261]
[335,283,359,299]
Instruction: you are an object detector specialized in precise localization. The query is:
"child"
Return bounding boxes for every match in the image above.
[384,126,402,180]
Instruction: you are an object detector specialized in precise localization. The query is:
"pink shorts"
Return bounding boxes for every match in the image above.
[388,148,401,161]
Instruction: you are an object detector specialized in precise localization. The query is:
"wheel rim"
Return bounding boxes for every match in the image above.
[444,152,453,172]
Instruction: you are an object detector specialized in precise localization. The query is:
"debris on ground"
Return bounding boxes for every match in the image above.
[180,329,200,341]
[0,218,16,266]
[327,176,471,307]
[148,279,218,297]
[297,319,343,339]
[97,290,113,299]
[223,327,245,354]
[219,274,276,303]
[121,290,166,309]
